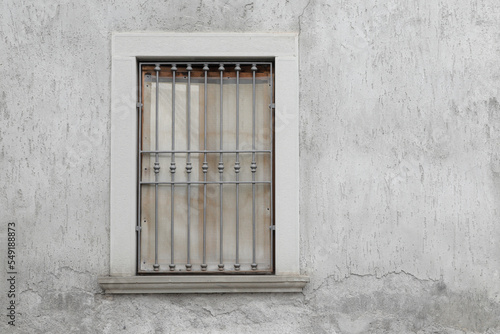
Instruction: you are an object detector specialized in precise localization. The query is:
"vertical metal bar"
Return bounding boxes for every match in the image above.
[186,64,192,271]
[169,64,177,271]
[251,63,257,270]
[153,64,161,271]
[201,64,208,271]
[269,63,274,271]
[137,63,143,272]
[218,63,225,271]
[234,64,241,271]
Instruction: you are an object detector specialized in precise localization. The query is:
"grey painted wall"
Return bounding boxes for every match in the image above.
[1,0,499,333]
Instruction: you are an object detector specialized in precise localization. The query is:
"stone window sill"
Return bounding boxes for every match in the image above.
[98,275,309,294]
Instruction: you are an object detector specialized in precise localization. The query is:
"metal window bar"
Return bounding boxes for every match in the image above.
[144,77,270,85]
[251,63,257,270]
[186,64,192,271]
[141,150,271,154]
[201,64,209,271]
[137,64,143,273]
[169,64,177,271]
[153,64,161,271]
[138,62,273,274]
[140,181,271,185]
[269,62,275,271]
[218,63,225,271]
[235,63,241,271]
[218,63,224,271]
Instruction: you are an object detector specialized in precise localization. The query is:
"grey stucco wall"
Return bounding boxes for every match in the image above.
[1,0,500,333]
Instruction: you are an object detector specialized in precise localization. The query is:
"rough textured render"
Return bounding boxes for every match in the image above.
[0,0,499,333]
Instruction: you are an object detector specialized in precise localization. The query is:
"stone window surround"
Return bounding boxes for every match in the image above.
[98,32,309,293]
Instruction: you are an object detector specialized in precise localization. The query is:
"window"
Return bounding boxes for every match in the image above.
[99,33,308,293]
[138,62,274,273]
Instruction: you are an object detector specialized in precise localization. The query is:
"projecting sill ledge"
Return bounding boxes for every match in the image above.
[98,275,309,294]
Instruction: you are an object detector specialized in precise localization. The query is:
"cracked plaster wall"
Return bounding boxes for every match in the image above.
[1,0,500,333]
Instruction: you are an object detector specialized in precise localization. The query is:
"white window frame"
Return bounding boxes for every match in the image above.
[99,33,308,293]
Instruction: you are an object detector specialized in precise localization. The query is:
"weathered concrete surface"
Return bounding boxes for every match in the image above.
[1,0,500,333]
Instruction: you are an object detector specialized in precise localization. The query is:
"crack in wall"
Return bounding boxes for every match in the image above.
[348,270,440,282]
[298,0,312,33]
[306,270,441,301]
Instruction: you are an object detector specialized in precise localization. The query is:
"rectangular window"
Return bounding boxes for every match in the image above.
[101,33,307,293]
[138,62,274,274]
